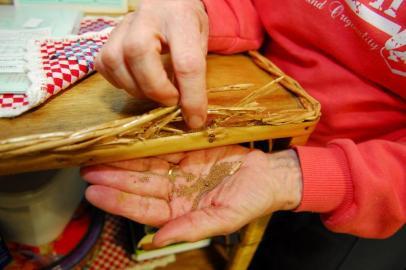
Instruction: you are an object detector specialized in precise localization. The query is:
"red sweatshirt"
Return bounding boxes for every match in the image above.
[202,0,406,238]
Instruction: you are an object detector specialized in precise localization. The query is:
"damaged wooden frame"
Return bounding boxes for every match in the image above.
[0,51,321,175]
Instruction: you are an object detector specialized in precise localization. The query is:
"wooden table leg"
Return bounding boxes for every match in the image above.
[289,134,310,147]
[226,215,271,270]
[225,135,310,270]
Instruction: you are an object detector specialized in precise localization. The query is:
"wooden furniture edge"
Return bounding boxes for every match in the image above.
[0,120,318,175]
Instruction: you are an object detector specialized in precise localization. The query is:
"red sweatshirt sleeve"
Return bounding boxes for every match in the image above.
[201,0,264,54]
[295,136,406,238]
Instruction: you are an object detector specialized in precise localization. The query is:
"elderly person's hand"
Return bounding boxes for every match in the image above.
[95,0,209,129]
[81,146,302,247]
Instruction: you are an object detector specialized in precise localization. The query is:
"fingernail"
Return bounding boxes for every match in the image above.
[188,115,204,129]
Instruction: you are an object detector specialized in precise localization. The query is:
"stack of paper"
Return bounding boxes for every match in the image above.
[0,6,83,95]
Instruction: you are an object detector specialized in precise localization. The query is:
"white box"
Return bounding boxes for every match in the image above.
[0,168,86,246]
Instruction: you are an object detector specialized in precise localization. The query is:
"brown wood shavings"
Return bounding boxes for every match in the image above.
[139,176,151,183]
[0,51,321,165]
[168,166,196,183]
[208,83,255,92]
[174,161,242,210]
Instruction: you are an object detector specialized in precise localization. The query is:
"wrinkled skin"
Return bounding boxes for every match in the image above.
[82,146,302,247]
[95,0,209,129]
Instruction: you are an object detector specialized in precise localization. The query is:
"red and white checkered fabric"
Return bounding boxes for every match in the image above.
[87,215,175,270]
[88,215,132,270]
[41,36,108,97]
[0,94,29,109]
[0,17,120,118]
[79,17,120,35]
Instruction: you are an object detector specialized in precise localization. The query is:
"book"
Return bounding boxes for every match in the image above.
[0,6,83,37]
[129,221,211,262]
[14,0,128,13]
[0,6,83,94]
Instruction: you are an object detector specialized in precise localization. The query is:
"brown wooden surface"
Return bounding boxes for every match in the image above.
[0,53,318,175]
[0,54,301,141]
[0,123,316,175]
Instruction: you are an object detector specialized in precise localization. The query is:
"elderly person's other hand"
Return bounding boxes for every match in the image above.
[81,146,302,247]
[96,0,209,129]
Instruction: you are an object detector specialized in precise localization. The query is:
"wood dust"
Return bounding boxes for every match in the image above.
[174,161,242,209]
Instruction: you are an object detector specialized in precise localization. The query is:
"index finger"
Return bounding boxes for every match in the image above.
[86,185,170,227]
[168,16,208,129]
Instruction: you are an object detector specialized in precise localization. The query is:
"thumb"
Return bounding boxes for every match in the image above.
[152,207,244,247]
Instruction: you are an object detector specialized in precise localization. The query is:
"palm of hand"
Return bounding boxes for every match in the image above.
[82,146,275,246]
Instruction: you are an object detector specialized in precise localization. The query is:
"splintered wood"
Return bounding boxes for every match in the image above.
[0,52,321,176]
[173,161,242,210]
